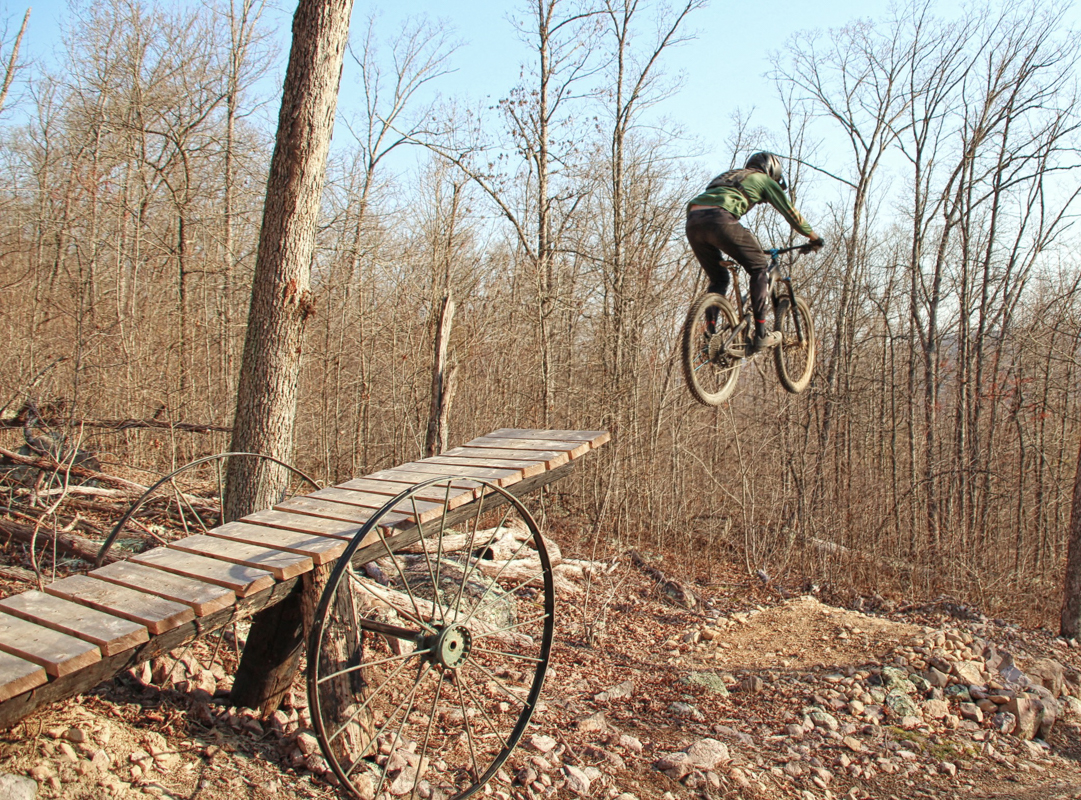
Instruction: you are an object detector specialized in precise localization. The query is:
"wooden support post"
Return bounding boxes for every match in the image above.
[229,582,307,714]
[303,564,368,764]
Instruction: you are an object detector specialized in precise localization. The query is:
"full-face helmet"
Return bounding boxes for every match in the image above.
[745,151,787,190]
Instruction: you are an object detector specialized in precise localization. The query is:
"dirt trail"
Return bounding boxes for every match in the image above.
[1,558,1079,800]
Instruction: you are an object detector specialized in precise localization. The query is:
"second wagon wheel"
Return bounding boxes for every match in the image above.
[307,477,556,800]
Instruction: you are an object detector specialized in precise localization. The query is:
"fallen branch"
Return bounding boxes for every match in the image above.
[356,579,532,647]
[13,485,127,500]
[465,554,579,596]
[629,549,701,610]
[0,517,120,565]
[398,528,502,555]
[0,564,37,584]
[0,447,148,494]
[0,415,231,433]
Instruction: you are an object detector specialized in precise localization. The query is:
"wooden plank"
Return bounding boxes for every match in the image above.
[91,561,235,616]
[131,548,275,598]
[462,437,591,459]
[441,446,570,469]
[169,535,314,580]
[349,462,575,567]
[0,591,148,657]
[273,496,415,527]
[421,454,546,478]
[0,611,100,678]
[336,477,475,509]
[0,574,302,731]
[398,461,525,487]
[45,575,194,635]
[483,428,611,446]
[363,468,485,495]
[243,508,364,538]
[208,522,347,566]
[304,487,448,523]
[0,651,47,703]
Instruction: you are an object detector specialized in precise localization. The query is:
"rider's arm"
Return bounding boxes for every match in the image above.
[756,176,816,238]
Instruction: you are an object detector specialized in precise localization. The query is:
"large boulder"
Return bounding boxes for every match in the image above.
[1003,694,1056,740]
[684,739,730,770]
[952,661,985,686]
[1025,659,1066,698]
[0,775,36,800]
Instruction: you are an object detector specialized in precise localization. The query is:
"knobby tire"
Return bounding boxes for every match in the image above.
[681,293,742,406]
[773,295,815,394]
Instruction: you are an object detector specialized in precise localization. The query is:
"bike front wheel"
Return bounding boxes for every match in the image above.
[681,293,742,406]
[773,295,816,393]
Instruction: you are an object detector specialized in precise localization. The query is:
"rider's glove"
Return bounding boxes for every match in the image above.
[800,236,825,254]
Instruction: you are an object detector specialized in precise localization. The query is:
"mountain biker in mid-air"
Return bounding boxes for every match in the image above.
[685,151,824,353]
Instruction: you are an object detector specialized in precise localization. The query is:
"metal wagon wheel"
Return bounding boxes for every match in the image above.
[308,477,555,800]
[93,453,320,695]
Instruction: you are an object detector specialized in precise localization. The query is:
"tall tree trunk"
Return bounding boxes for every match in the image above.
[0,8,29,116]
[226,0,354,713]
[425,294,456,456]
[1060,436,1081,640]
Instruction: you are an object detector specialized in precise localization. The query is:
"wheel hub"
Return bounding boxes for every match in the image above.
[432,625,472,669]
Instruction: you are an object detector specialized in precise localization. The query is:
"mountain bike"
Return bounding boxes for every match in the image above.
[681,245,816,406]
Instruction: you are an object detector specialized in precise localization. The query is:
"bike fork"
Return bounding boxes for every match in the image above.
[774,277,805,344]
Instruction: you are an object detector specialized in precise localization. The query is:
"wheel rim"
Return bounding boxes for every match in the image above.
[685,296,741,403]
[308,478,555,800]
[777,297,814,387]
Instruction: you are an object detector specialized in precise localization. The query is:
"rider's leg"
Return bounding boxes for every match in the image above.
[685,209,731,295]
[710,218,781,350]
[747,265,772,339]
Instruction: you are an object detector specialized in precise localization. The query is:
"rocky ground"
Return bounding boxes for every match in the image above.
[0,551,1079,800]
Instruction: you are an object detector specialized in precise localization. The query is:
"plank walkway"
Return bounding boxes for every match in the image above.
[0,429,609,724]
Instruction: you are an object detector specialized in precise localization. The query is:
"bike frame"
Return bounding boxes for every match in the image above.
[725,244,806,344]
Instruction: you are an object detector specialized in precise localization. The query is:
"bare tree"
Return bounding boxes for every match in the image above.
[226,0,355,714]
[0,7,29,117]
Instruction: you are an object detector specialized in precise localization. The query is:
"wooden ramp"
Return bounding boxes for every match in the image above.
[0,429,609,727]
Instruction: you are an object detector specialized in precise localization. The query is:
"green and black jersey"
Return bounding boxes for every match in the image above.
[689,169,814,238]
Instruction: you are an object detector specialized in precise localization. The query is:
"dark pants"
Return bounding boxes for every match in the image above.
[686,207,771,332]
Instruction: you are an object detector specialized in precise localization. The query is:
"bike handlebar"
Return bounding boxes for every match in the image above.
[767,244,806,257]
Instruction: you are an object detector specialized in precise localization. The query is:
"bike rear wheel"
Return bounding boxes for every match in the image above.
[681,293,742,406]
[773,295,815,393]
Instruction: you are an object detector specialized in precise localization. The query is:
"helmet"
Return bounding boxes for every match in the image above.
[745,152,786,189]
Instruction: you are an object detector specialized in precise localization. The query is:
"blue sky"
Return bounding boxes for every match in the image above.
[9,0,1077,179]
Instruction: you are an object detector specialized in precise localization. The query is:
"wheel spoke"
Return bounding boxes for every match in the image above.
[413,499,445,626]
[457,532,535,627]
[316,648,430,686]
[453,499,505,621]
[367,661,433,788]
[459,667,512,751]
[370,523,427,626]
[411,667,445,798]
[434,483,454,624]
[471,612,550,640]
[344,661,434,779]
[465,657,529,708]
[471,646,543,664]
[456,674,482,782]
[327,651,418,745]
[347,569,437,634]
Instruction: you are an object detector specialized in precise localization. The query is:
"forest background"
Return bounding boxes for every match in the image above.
[1,0,1080,628]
